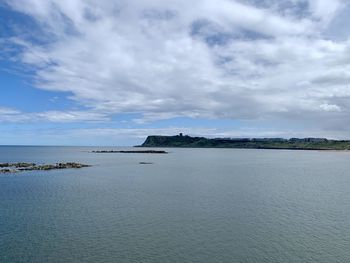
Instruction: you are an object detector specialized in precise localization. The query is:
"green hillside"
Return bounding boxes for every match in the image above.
[139,134,350,150]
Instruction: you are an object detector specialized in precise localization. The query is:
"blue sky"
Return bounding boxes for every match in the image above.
[1,0,350,145]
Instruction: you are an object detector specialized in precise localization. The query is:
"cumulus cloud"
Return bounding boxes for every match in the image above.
[320,103,341,112]
[2,0,350,134]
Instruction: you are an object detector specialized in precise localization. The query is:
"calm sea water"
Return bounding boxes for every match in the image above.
[1,147,350,262]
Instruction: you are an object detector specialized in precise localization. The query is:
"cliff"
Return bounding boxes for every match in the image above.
[139,134,350,150]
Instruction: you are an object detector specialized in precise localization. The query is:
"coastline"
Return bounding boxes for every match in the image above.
[139,134,350,151]
[138,146,350,152]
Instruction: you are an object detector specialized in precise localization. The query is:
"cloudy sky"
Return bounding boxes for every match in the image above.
[1,0,350,145]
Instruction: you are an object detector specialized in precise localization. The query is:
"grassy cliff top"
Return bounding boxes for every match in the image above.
[139,134,350,150]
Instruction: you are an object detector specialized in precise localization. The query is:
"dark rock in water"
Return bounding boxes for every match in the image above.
[139,162,154,165]
[16,163,36,168]
[92,150,168,154]
[0,168,16,173]
[0,162,91,173]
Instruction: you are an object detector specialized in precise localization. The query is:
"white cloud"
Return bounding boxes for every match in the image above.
[0,107,31,122]
[196,0,313,37]
[0,107,108,123]
[0,107,21,115]
[0,125,347,146]
[320,103,341,112]
[2,0,350,135]
[307,0,343,24]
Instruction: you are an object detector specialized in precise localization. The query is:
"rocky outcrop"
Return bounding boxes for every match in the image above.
[92,150,168,154]
[0,162,91,173]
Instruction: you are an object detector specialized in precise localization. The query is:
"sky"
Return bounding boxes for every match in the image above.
[1,0,350,145]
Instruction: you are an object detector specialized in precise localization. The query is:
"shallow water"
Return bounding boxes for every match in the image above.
[1,146,350,262]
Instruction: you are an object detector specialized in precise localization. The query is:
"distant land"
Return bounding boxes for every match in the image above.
[139,134,350,150]
[92,150,168,154]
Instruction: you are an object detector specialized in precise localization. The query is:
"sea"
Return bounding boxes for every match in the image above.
[1,146,350,262]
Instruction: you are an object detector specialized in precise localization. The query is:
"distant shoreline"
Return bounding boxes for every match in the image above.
[139,134,350,151]
[92,150,168,154]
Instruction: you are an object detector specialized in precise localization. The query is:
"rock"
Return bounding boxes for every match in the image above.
[0,168,16,173]
[0,162,91,173]
[15,163,36,168]
[92,150,168,154]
